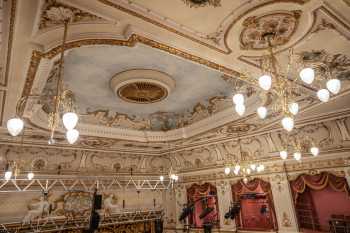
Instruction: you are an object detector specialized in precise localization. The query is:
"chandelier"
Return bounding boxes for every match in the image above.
[224,140,264,183]
[279,134,319,161]
[232,32,342,132]
[6,8,79,144]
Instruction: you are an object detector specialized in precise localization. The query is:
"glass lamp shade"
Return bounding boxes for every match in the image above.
[257,106,267,119]
[232,94,244,105]
[279,150,288,160]
[233,169,239,175]
[234,165,240,172]
[235,104,245,116]
[159,175,164,182]
[250,164,256,171]
[66,129,79,144]
[281,117,294,132]
[224,167,231,175]
[174,175,179,181]
[288,102,299,115]
[293,152,302,161]
[4,171,12,180]
[246,168,251,175]
[299,68,315,84]
[259,75,272,91]
[243,177,248,184]
[62,112,78,130]
[257,164,264,172]
[317,89,330,102]
[7,117,24,136]
[326,79,341,94]
[27,172,34,180]
[310,147,319,156]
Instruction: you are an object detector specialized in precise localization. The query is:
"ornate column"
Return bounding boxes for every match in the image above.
[216,181,236,232]
[270,173,300,233]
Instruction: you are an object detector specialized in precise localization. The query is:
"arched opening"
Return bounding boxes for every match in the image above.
[231,178,278,231]
[186,183,219,228]
[290,172,350,232]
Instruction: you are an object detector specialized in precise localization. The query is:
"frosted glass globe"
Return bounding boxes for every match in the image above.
[279,151,288,160]
[7,117,24,136]
[299,68,315,84]
[224,167,231,175]
[281,117,294,132]
[257,106,267,119]
[259,75,272,91]
[317,89,330,102]
[326,79,341,94]
[62,112,78,130]
[288,102,299,115]
[235,104,245,116]
[66,129,79,144]
[310,147,319,156]
[4,171,12,180]
[232,94,244,105]
[293,152,302,161]
[159,175,164,182]
[27,172,34,180]
[243,177,248,184]
[250,164,256,171]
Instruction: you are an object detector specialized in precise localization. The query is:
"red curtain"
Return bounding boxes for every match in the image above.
[231,178,278,231]
[290,172,350,203]
[187,183,219,228]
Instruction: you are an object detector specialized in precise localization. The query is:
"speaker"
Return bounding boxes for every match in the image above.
[155,219,163,233]
[93,194,102,210]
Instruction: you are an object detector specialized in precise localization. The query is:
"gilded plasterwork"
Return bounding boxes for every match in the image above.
[240,11,301,50]
[39,0,103,29]
[182,0,221,8]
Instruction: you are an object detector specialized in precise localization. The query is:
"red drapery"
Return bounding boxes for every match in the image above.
[290,172,350,203]
[187,183,219,228]
[231,178,278,231]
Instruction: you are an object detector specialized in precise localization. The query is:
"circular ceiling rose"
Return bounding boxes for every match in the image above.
[240,11,301,50]
[110,69,175,104]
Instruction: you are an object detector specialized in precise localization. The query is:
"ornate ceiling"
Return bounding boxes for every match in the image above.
[0,0,349,174]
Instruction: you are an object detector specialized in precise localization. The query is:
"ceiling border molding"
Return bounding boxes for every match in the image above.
[96,0,310,55]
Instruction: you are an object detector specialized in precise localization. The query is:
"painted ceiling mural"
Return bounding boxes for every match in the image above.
[0,0,349,176]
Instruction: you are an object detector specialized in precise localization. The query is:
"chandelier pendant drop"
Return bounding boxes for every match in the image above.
[6,9,80,145]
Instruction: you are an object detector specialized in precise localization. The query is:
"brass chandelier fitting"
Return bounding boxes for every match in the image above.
[6,7,79,145]
[232,32,342,132]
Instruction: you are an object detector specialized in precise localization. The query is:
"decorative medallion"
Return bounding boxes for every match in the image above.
[110,69,175,104]
[240,11,301,50]
[39,0,103,29]
[118,82,168,104]
[182,0,221,8]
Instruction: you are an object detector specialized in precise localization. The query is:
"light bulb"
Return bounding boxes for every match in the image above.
[243,177,248,184]
[27,172,34,180]
[317,89,330,102]
[310,147,319,156]
[259,75,272,91]
[257,106,267,119]
[234,165,241,171]
[159,175,164,182]
[7,117,24,137]
[279,151,288,160]
[326,79,341,94]
[246,168,251,175]
[250,164,256,171]
[66,129,79,144]
[4,171,12,180]
[293,152,302,161]
[299,68,315,84]
[224,167,231,175]
[233,169,239,175]
[232,94,244,105]
[288,102,299,115]
[281,117,294,132]
[174,175,179,181]
[170,174,176,180]
[62,112,78,130]
[260,165,265,171]
[235,104,245,116]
